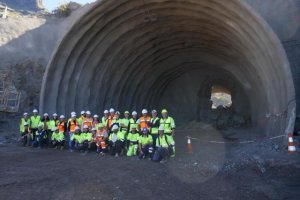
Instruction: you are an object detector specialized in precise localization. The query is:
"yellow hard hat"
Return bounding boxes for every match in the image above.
[161,109,168,113]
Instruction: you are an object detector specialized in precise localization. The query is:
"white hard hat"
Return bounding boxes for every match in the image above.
[83,125,89,129]
[60,115,65,119]
[71,111,76,116]
[38,124,43,127]
[142,109,148,114]
[75,126,81,130]
[43,113,49,116]
[81,111,85,115]
[109,108,115,113]
[71,114,76,118]
[24,122,29,126]
[112,124,119,130]
[33,109,38,113]
[104,110,109,114]
[23,112,28,116]
[86,111,91,115]
[158,126,164,131]
[52,127,58,131]
[132,111,137,115]
[53,113,58,117]
[93,115,99,118]
[92,127,97,131]
[115,111,120,115]
[152,110,157,113]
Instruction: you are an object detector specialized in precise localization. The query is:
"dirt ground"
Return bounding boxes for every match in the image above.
[1,125,300,200]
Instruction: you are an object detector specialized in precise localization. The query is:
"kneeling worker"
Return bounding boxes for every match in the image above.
[138,128,153,160]
[108,125,125,157]
[153,126,175,163]
[126,125,139,157]
[51,127,65,149]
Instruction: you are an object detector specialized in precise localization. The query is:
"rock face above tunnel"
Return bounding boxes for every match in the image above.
[40,0,295,136]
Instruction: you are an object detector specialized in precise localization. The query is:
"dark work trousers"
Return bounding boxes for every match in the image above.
[109,140,124,155]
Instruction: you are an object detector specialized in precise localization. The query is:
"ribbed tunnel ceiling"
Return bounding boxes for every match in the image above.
[40,0,295,136]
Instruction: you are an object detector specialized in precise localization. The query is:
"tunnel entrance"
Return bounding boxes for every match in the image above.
[211,85,232,110]
[40,0,295,137]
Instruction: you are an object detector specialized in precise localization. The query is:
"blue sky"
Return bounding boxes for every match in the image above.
[43,0,96,11]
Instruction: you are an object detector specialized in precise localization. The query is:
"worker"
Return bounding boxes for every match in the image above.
[82,111,93,130]
[150,110,160,148]
[30,109,41,143]
[111,111,121,130]
[121,111,130,149]
[33,124,47,148]
[95,123,108,156]
[92,114,100,128]
[20,112,31,135]
[49,113,59,132]
[159,109,176,156]
[102,110,109,129]
[138,128,153,160]
[73,126,86,152]
[67,113,78,149]
[69,126,81,152]
[152,126,175,163]
[107,108,116,131]
[108,125,125,157]
[77,111,86,127]
[84,127,95,152]
[19,122,31,146]
[126,125,139,157]
[138,109,151,133]
[129,111,139,132]
[41,113,51,145]
[58,115,67,134]
[51,127,65,150]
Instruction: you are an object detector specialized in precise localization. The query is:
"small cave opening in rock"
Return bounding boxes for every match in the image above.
[211,85,232,110]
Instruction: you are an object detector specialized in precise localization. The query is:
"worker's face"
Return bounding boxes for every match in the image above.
[113,129,118,133]
[152,112,157,118]
[38,127,42,131]
[86,114,91,118]
[53,116,58,120]
[33,112,37,116]
[132,129,136,133]
[143,131,148,135]
[110,112,115,116]
[75,129,80,133]
[132,114,137,119]
[104,113,108,117]
[72,116,76,120]
[162,113,168,118]
[84,128,88,132]
[24,115,28,119]
[82,114,86,117]
[55,130,59,133]
[94,117,98,121]
[24,125,28,129]
[125,113,129,118]
[143,113,147,117]
[61,118,65,121]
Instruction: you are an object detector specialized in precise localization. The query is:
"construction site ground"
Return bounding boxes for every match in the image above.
[1,123,300,200]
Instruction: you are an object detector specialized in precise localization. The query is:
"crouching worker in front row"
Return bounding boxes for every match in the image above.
[152,126,175,163]
[126,125,139,157]
[33,124,48,148]
[19,122,31,146]
[108,125,125,157]
[138,128,153,160]
[95,123,108,156]
[77,125,90,153]
[51,127,65,150]
[69,126,81,152]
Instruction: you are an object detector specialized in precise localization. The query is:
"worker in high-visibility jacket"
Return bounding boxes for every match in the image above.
[138,109,151,134]
[68,113,78,149]
[153,126,175,163]
[95,123,108,156]
[20,122,31,146]
[138,128,153,160]
[150,110,160,148]
[73,126,86,152]
[108,125,125,157]
[102,110,109,129]
[82,111,93,130]
[111,111,121,131]
[121,111,130,149]
[129,111,139,133]
[51,127,65,150]
[33,123,48,148]
[69,126,81,152]
[107,108,116,131]
[77,111,85,127]
[58,115,67,134]
[41,113,52,145]
[126,125,139,157]
[30,109,41,143]
[20,112,31,135]
[92,115,100,128]
[159,109,176,156]
[49,113,59,132]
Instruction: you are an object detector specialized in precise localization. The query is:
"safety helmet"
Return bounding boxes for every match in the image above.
[104,110,109,114]
[109,108,115,113]
[86,111,91,115]
[81,111,85,115]
[33,109,38,113]
[152,110,157,113]
[124,111,130,114]
[92,127,97,131]
[83,125,89,129]
[52,127,58,131]
[71,113,76,118]
[115,111,120,115]
[93,114,99,118]
[132,111,137,115]
[53,113,58,117]
[142,127,149,133]
[60,115,65,119]
[71,111,76,116]
[112,124,119,130]
[43,113,49,116]
[161,109,168,114]
[98,123,104,128]
[23,112,28,116]
[142,109,148,114]
[75,126,81,130]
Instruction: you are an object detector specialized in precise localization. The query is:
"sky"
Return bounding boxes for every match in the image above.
[43,0,96,11]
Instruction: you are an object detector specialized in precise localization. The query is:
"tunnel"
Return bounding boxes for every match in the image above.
[40,0,296,137]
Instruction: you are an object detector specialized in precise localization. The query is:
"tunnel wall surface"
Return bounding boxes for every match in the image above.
[40,0,295,136]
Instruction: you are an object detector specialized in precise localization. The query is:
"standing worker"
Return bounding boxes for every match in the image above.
[126,125,139,157]
[95,123,108,156]
[159,109,176,156]
[150,110,160,148]
[58,115,67,135]
[68,113,78,149]
[20,113,31,136]
[20,122,31,146]
[107,108,116,131]
[102,110,109,129]
[83,111,93,130]
[49,113,59,132]
[77,111,86,128]
[121,111,130,149]
[92,115,100,128]
[130,111,139,132]
[138,109,151,134]
[30,109,41,144]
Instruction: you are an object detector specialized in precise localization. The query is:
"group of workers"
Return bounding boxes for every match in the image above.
[19,108,176,163]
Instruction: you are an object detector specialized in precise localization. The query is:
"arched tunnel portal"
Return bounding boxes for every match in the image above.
[40,0,296,137]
